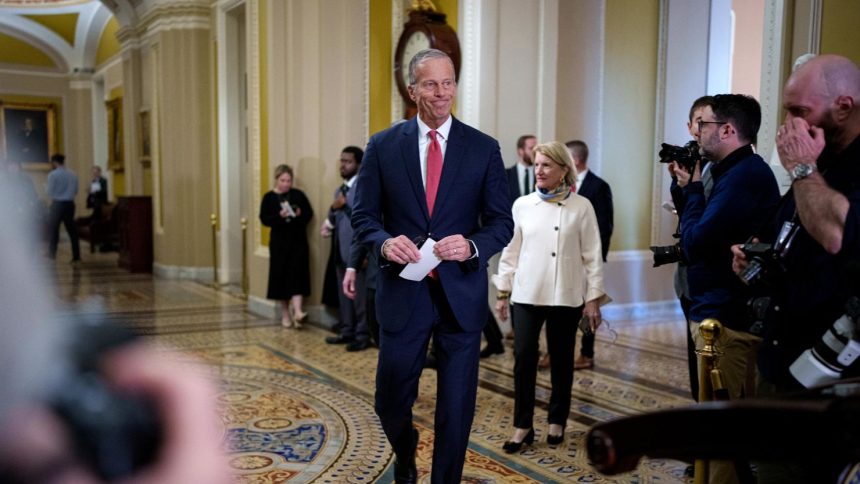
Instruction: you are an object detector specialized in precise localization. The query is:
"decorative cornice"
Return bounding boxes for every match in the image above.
[135,2,211,39]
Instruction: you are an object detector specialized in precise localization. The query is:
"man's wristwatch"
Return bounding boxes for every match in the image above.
[791,163,816,182]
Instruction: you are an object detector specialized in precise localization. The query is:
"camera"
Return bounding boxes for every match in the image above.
[649,243,683,268]
[48,313,161,480]
[738,242,782,286]
[790,297,860,388]
[658,140,701,172]
[738,221,801,286]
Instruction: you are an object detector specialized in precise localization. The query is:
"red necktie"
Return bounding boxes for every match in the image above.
[426,130,443,216]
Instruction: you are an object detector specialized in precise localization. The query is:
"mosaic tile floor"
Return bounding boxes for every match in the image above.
[51,248,695,483]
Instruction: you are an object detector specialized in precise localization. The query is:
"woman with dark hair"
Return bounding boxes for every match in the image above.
[493,141,609,452]
[260,164,313,328]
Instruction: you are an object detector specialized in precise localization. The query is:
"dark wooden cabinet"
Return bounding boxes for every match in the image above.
[117,196,153,273]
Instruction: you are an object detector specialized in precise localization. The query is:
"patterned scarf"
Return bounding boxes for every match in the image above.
[536,182,572,203]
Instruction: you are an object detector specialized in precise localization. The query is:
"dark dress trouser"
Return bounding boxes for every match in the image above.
[49,200,80,260]
[512,303,582,429]
[375,278,482,484]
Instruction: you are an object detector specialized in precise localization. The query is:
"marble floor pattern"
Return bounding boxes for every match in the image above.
[51,248,695,483]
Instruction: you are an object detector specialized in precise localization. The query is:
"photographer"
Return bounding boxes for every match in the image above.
[663,95,713,402]
[732,55,860,484]
[679,94,780,483]
[0,186,229,483]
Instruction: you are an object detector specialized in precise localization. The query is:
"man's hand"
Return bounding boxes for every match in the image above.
[382,235,421,264]
[320,220,333,237]
[671,161,692,187]
[731,239,755,275]
[433,234,472,262]
[331,193,347,210]
[343,269,357,300]
[777,117,825,172]
[494,299,509,321]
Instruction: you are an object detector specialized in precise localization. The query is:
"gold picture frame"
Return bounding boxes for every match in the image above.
[106,98,124,171]
[0,101,58,170]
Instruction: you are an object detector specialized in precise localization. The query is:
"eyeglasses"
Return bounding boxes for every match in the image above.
[697,120,727,131]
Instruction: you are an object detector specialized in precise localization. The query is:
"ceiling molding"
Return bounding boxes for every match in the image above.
[0,15,70,70]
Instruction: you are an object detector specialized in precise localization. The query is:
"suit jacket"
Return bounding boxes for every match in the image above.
[352,116,514,332]
[577,170,614,261]
[505,165,529,208]
[328,181,356,265]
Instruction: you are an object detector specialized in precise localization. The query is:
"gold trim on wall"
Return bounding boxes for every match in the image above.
[106,97,124,172]
[0,101,58,170]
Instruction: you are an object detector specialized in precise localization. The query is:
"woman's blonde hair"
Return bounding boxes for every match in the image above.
[274,164,293,180]
[533,141,574,187]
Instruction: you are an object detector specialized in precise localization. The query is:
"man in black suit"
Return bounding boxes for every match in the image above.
[567,140,613,370]
[481,134,537,358]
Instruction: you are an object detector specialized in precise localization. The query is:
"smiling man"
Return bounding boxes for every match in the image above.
[352,49,513,483]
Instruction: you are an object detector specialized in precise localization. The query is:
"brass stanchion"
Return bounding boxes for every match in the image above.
[210,213,219,287]
[240,217,248,298]
[694,319,727,484]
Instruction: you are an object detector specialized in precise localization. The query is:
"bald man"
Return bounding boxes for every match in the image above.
[732,54,860,483]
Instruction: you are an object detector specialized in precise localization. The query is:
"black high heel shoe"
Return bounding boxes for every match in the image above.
[547,427,565,445]
[502,428,535,454]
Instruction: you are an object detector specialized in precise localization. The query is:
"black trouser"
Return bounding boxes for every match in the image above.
[512,303,582,429]
[366,288,379,346]
[483,307,503,349]
[679,295,698,401]
[49,200,80,260]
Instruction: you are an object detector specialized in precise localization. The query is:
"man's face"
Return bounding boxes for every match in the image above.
[339,152,358,179]
[408,57,456,129]
[91,167,101,179]
[687,106,708,140]
[23,118,33,131]
[696,105,725,161]
[517,137,537,165]
[782,70,839,144]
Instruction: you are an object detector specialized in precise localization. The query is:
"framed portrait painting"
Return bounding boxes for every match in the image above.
[0,102,57,169]
[139,109,151,163]
[106,98,124,171]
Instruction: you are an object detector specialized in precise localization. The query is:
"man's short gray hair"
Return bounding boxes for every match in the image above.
[408,48,454,87]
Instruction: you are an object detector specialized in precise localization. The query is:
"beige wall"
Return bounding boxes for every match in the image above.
[602,0,659,252]
[151,27,214,268]
[820,0,860,67]
[731,0,764,97]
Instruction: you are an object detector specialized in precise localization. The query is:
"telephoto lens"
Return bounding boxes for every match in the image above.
[790,297,860,388]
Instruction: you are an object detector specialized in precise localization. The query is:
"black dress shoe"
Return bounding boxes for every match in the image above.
[547,431,565,446]
[479,345,504,358]
[502,428,534,454]
[394,428,418,483]
[346,339,371,352]
[325,335,355,345]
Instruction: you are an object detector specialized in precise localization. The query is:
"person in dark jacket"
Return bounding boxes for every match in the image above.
[676,94,779,484]
[259,164,313,328]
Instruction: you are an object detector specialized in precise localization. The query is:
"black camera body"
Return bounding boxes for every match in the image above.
[48,315,161,481]
[658,140,701,172]
[739,241,783,286]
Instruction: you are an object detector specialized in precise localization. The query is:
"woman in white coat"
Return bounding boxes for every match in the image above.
[493,141,609,452]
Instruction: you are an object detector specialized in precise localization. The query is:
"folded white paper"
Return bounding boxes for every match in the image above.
[399,238,441,281]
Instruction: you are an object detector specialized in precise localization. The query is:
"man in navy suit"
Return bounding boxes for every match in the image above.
[352,49,513,483]
[567,140,613,369]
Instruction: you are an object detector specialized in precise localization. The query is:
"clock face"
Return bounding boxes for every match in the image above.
[400,30,431,89]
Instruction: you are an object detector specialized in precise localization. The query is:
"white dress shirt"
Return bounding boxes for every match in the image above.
[575,168,588,193]
[516,162,535,196]
[416,115,452,187]
[493,192,609,308]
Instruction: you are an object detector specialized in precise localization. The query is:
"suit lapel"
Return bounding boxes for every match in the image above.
[399,119,430,222]
[579,171,595,198]
[433,117,466,219]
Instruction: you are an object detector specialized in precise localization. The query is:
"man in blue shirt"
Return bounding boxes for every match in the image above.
[46,154,81,263]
